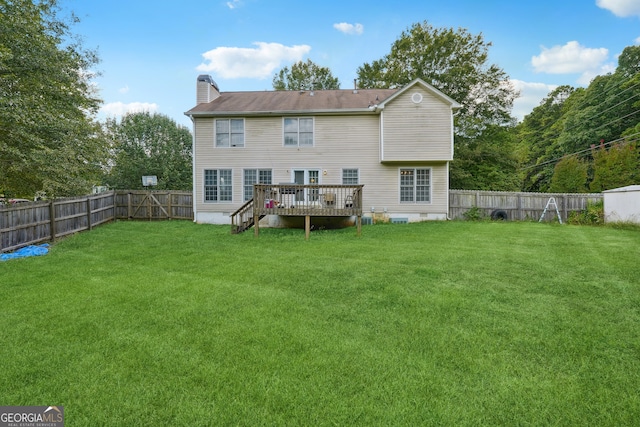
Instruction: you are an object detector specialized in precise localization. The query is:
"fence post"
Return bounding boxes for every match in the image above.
[127,192,132,219]
[49,201,57,242]
[147,191,152,221]
[87,197,93,230]
[517,194,522,220]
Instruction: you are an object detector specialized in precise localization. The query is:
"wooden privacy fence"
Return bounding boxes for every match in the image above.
[114,191,193,221]
[2,189,604,253]
[1,190,193,253]
[449,190,603,222]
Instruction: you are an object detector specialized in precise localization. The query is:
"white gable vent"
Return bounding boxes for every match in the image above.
[411,93,423,104]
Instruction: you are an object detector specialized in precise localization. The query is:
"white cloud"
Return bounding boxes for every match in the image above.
[226,0,241,9]
[118,85,129,94]
[510,80,558,121]
[596,0,640,17]
[333,22,364,35]
[531,41,609,74]
[100,102,158,117]
[196,42,311,79]
[576,63,616,85]
[635,36,640,44]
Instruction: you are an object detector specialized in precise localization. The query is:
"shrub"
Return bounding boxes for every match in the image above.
[567,200,604,225]
[463,206,485,221]
[549,155,587,193]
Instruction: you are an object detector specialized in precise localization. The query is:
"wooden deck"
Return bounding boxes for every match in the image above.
[231,184,363,238]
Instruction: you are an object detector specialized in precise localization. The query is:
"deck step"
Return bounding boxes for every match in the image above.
[230,199,266,234]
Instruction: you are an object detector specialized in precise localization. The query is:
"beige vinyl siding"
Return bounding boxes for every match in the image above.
[381,86,453,162]
[357,162,449,216]
[194,115,380,213]
[194,112,450,218]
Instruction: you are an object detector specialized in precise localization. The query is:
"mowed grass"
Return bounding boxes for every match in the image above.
[1,220,639,426]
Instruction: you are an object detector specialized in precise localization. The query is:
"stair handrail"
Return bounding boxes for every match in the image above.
[230,198,255,232]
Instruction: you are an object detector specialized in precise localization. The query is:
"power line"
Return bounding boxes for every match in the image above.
[518,72,640,174]
[520,131,640,171]
[589,108,640,133]
[522,71,640,135]
[562,91,640,134]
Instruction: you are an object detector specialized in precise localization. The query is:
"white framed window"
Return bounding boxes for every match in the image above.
[204,169,232,202]
[342,168,359,185]
[284,117,314,147]
[400,168,431,203]
[243,169,272,201]
[216,119,244,147]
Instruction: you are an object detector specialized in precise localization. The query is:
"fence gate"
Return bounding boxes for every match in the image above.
[127,192,171,220]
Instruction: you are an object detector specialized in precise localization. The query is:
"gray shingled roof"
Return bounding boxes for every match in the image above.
[186,88,399,116]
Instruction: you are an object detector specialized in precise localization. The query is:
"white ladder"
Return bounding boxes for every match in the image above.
[539,197,562,224]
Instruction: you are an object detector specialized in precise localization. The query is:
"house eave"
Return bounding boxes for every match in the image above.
[184,107,382,118]
[380,158,453,164]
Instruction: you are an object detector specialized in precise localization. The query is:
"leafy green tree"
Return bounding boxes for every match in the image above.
[516,86,578,191]
[0,0,106,197]
[590,142,639,192]
[570,46,640,150]
[355,21,518,190]
[450,125,521,190]
[517,45,640,191]
[356,21,518,137]
[104,112,193,190]
[617,44,640,78]
[556,71,638,157]
[272,59,340,90]
[549,156,588,193]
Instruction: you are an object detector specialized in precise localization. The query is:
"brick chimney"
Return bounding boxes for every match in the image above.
[197,74,220,104]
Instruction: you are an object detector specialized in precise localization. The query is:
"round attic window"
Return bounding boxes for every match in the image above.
[411,92,423,104]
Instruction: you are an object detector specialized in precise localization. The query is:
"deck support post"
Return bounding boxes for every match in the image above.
[254,213,260,237]
[305,215,310,240]
[356,215,362,236]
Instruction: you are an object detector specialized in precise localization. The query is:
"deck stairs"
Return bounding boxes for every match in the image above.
[230,198,264,234]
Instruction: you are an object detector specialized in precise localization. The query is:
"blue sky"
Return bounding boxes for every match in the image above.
[61,0,640,127]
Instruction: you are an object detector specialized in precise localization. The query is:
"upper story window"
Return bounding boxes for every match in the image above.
[216,119,244,147]
[400,168,431,203]
[284,117,313,147]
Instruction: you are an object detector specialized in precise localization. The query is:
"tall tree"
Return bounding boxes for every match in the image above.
[356,21,518,190]
[589,142,639,192]
[450,125,521,191]
[0,0,105,197]
[549,155,588,193]
[356,21,518,137]
[556,72,638,157]
[516,45,640,191]
[273,59,340,91]
[104,112,192,190]
[516,85,578,191]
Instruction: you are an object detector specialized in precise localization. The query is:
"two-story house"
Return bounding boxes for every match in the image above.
[184,75,460,228]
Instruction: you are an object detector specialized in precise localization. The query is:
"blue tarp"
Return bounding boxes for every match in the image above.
[1,244,49,261]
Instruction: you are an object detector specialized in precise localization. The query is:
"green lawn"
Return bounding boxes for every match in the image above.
[1,220,639,426]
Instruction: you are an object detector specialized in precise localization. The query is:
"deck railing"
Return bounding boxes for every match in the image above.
[253,184,363,217]
[249,184,364,238]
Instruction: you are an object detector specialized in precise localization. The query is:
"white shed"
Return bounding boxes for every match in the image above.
[603,185,640,224]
